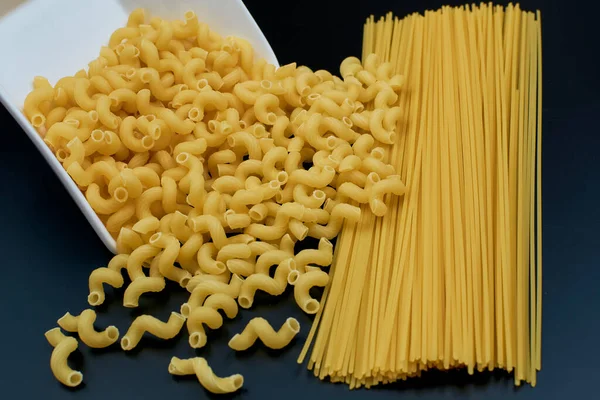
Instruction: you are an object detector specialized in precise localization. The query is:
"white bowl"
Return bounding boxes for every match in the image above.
[0,0,278,253]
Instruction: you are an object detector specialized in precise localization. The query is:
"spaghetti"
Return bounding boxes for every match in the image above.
[300,3,542,388]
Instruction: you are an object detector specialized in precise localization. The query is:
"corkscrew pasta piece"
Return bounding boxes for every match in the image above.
[244,202,305,241]
[121,312,186,351]
[186,307,222,349]
[182,273,244,316]
[122,244,166,307]
[148,232,192,287]
[368,174,407,216]
[228,317,300,351]
[44,328,83,387]
[87,253,127,306]
[188,215,229,249]
[168,357,243,394]
[197,242,227,275]
[288,269,330,314]
[289,165,336,188]
[293,185,327,209]
[254,249,293,275]
[307,203,361,239]
[57,309,119,348]
[237,258,295,309]
[187,294,239,348]
[294,237,334,273]
[216,243,252,263]
[123,276,166,308]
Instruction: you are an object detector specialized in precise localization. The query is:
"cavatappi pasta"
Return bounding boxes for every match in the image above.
[58,309,120,348]
[229,317,301,351]
[35,6,410,394]
[168,357,243,394]
[44,328,84,387]
[121,312,186,351]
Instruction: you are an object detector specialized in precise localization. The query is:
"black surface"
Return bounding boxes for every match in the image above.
[1,0,599,399]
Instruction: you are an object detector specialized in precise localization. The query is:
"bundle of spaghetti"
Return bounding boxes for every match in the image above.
[299,3,542,388]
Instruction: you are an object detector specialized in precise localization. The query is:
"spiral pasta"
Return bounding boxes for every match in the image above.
[57,309,119,348]
[33,8,412,394]
[289,269,330,314]
[168,357,243,394]
[87,253,127,306]
[121,312,186,351]
[293,237,333,273]
[187,294,239,348]
[237,258,295,309]
[44,328,83,387]
[228,317,300,351]
[181,273,244,316]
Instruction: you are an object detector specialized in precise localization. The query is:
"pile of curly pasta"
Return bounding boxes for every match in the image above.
[24,9,405,394]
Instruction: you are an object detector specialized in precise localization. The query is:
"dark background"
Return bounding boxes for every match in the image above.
[1,0,598,399]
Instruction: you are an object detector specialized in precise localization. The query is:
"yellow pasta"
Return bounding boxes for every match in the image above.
[121,312,185,351]
[44,328,83,387]
[148,232,192,287]
[57,309,119,348]
[187,294,239,348]
[168,357,243,394]
[229,317,300,351]
[34,9,415,394]
[294,237,334,273]
[237,258,295,309]
[290,269,329,314]
[300,5,542,389]
[181,273,244,316]
[244,203,305,241]
[87,253,127,306]
[307,203,361,239]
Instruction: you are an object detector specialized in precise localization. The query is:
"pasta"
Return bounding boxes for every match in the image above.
[168,357,243,394]
[87,253,127,306]
[289,269,329,314]
[58,309,119,348]
[121,312,186,351]
[181,273,244,316]
[300,4,542,389]
[44,328,83,387]
[293,237,333,273]
[187,294,239,348]
[237,258,295,309]
[34,7,414,394]
[229,317,300,351]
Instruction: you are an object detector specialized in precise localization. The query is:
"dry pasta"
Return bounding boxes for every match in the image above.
[44,328,83,387]
[229,317,300,351]
[57,309,119,348]
[121,312,185,351]
[32,7,415,394]
[237,258,295,309]
[187,294,239,348]
[168,357,243,394]
[289,269,330,314]
[300,4,542,389]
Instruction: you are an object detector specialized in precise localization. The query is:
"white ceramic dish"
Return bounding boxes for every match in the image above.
[0,0,278,253]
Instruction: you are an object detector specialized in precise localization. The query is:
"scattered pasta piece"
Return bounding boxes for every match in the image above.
[121,312,186,351]
[44,328,83,387]
[58,309,119,348]
[168,357,243,394]
[229,317,300,351]
[289,269,329,314]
